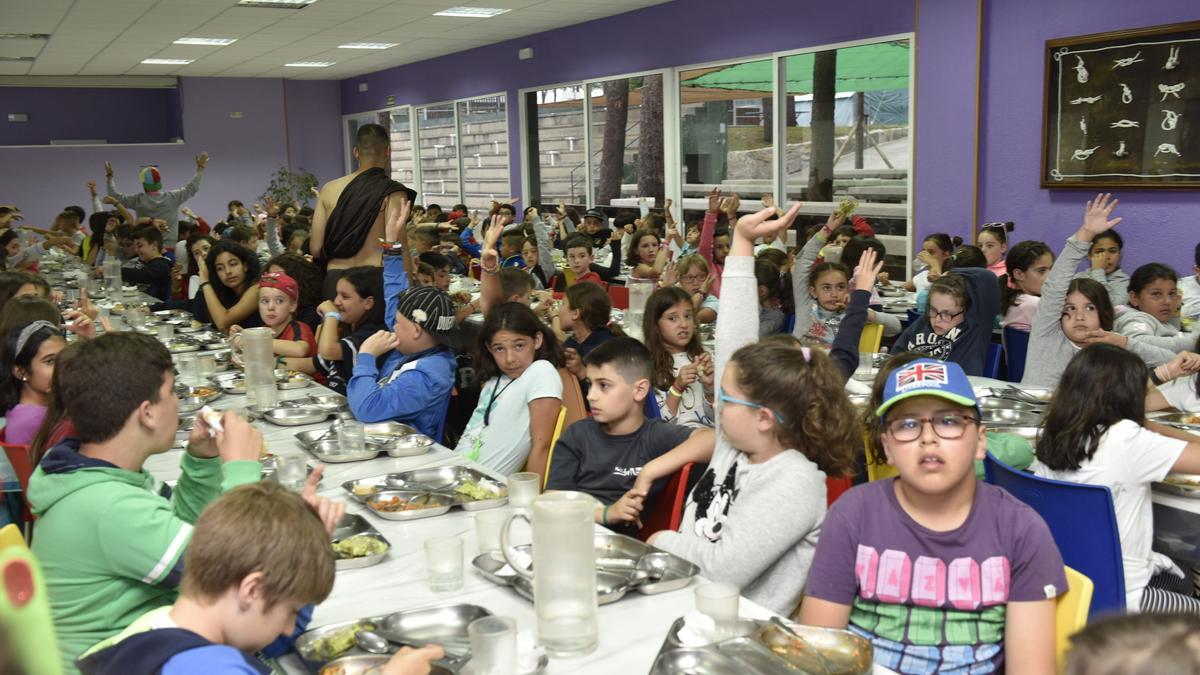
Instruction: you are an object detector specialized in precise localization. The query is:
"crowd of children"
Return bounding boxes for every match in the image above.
[10,174,1200,675]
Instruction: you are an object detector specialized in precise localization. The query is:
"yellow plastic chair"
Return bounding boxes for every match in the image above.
[858,323,884,353]
[0,523,25,551]
[862,428,899,482]
[1056,566,1094,670]
[539,406,568,489]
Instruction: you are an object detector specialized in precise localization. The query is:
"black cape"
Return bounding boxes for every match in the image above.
[316,167,415,268]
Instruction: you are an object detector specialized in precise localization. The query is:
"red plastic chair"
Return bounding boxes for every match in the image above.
[826,476,853,507]
[608,285,629,310]
[0,430,34,527]
[639,463,695,540]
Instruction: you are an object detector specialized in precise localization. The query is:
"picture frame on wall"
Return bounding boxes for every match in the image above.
[1041,20,1200,189]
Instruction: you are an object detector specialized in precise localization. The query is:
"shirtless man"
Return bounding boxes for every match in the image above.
[310,123,416,298]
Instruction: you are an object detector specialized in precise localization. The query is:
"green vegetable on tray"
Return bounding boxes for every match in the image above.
[455,479,502,501]
[310,622,374,661]
[332,535,389,559]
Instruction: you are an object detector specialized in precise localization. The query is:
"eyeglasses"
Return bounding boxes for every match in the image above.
[885,413,978,442]
[718,387,784,423]
[928,307,965,322]
[681,274,707,283]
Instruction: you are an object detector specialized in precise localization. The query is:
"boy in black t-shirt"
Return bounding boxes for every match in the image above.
[546,337,714,533]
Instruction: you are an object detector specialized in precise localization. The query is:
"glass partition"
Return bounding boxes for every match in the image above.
[457,94,509,210]
[417,102,459,207]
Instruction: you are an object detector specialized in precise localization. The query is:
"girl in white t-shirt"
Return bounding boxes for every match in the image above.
[644,286,715,428]
[1034,343,1200,613]
[904,233,955,292]
[454,302,564,479]
[999,240,1053,331]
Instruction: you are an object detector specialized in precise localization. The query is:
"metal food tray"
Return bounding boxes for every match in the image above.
[365,490,456,520]
[331,513,391,571]
[472,532,700,604]
[259,406,334,426]
[1155,473,1200,498]
[294,603,490,672]
[1149,412,1200,429]
[980,408,1042,426]
[650,617,873,675]
[342,465,508,512]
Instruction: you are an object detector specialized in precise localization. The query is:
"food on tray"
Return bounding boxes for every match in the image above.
[1186,415,1200,426]
[332,535,389,559]
[455,479,502,501]
[310,622,374,661]
[369,495,436,512]
[352,483,380,498]
[1165,474,1200,487]
[190,386,217,398]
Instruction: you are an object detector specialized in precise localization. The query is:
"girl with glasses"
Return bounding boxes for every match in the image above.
[634,204,859,616]
[892,256,1000,376]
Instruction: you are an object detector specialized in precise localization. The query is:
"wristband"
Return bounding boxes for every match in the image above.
[198,281,212,291]
[601,504,610,525]
[324,311,341,323]
[668,386,683,398]
[1151,366,1167,385]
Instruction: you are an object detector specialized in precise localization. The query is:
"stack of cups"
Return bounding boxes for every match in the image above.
[102,258,122,294]
[241,327,277,408]
[625,278,654,331]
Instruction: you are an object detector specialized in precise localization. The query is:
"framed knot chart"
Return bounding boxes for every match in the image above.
[1041,20,1200,189]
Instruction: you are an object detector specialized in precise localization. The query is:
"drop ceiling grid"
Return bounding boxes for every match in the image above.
[4,0,672,78]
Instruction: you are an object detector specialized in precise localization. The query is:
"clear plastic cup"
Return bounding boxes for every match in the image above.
[425,536,464,592]
[474,507,513,555]
[275,454,307,491]
[695,582,740,639]
[467,616,517,675]
[336,420,365,454]
[506,472,541,509]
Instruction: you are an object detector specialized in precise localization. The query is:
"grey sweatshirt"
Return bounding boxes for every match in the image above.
[1024,236,1164,387]
[655,255,827,615]
[791,230,900,343]
[107,169,203,247]
[1114,309,1196,366]
[1074,267,1129,309]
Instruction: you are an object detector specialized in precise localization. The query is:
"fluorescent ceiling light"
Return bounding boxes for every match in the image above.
[434,7,511,18]
[338,42,397,50]
[0,34,50,40]
[0,56,35,62]
[285,61,334,67]
[236,0,318,7]
[141,58,194,65]
[173,37,237,46]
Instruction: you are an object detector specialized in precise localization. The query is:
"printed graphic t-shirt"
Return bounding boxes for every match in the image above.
[804,479,1066,674]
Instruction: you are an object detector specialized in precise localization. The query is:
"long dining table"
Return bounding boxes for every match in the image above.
[142,350,824,674]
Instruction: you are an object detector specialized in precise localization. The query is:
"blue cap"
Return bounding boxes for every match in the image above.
[875,358,978,419]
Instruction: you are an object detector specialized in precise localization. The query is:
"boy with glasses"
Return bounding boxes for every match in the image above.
[798,358,1065,675]
[891,258,1000,375]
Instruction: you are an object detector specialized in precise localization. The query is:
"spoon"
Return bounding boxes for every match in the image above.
[355,630,468,667]
[768,616,834,673]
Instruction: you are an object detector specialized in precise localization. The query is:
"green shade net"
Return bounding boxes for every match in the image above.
[682,41,910,94]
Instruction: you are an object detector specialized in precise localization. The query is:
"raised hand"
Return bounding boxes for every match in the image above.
[104,161,113,178]
[101,195,118,206]
[823,210,847,234]
[87,180,97,197]
[720,192,740,218]
[854,247,885,292]
[659,262,678,288]
[733,203,802,251]
[262,197,280,219]
[1080,193,1121,240]
[706,187,722,213]
[195,151,210,170]
[761,192,776,209]
[384,194,412,243]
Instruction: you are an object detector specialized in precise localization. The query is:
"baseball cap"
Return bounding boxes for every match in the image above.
[583,209,606,222]
[259,272,299,303]
[875,358,978,419]
[395,286,457,346]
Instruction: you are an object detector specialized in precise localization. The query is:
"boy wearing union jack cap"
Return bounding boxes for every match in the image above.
[798,357,1066,675]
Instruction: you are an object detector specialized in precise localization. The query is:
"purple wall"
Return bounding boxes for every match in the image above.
[912,0,982,242]
[0,77,342,232]
[340,0,916,202]
[975,0,1199,273]
[0,87,177,145]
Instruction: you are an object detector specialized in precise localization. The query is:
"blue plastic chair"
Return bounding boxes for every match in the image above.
[1002,326,1030,383]
[644,393,661,419]
[906,308,921,325]
[783,313,796,334]
[983,453,1126,620]
[984,343,1003,380]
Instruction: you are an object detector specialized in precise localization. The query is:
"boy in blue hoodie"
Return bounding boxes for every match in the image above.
[76,481,442,674]
[347,200,457,440]
[28,333,267,671]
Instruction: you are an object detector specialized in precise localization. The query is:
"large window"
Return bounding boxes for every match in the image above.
[590,74,664,209]
[388,107,414,188]
[679,58,774,213]
[417,103,459,207]
[525,74,665,215]
[458,95,508,210]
